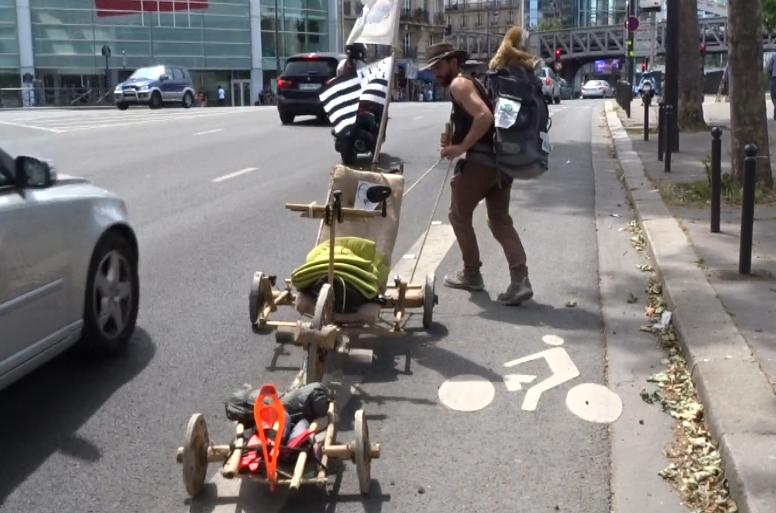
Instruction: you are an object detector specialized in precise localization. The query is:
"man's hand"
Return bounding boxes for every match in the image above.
[440,131,451,148]
[440,144,464,160]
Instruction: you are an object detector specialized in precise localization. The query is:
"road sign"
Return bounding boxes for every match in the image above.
[634,18,654,57]
[627,16,640,31]
[554,61,563,72]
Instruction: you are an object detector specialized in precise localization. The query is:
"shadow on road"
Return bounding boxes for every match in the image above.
[0,328,156,506]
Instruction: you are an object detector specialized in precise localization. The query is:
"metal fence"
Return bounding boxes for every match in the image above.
[0,87,114,109]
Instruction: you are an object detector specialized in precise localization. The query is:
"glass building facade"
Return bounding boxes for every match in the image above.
[3,0,335,106]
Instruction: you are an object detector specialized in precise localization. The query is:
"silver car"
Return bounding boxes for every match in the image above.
[536,66,562,104]
[0,150,140,393]
[581,80,614,99]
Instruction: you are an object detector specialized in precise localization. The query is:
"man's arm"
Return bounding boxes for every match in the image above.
[449,76,494,153]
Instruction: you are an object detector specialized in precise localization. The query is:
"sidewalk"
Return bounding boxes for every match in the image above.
[606,99,776,513]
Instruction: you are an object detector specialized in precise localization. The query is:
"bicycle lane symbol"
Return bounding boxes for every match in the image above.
[437,335,624,424]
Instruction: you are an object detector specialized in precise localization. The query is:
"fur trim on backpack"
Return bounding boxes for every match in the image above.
[489,26,538,72]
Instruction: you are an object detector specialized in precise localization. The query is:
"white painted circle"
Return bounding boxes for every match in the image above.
[438,375,495,412]
[542,334,565,346]
[566,383,623,424]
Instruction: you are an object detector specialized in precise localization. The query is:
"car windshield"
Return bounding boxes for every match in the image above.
[284,58,337,76]
[130,66,164,80]
[584,80,602,87]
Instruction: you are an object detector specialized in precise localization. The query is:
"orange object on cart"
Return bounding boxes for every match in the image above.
[254,384,286,491]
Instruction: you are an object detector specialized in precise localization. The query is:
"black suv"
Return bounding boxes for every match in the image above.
[277,52,346,125]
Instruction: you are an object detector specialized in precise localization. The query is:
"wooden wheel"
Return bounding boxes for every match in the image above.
[182,413,209,497]
[304,284,334,384]
[249,272,266,325]
[422,273,437,329]
[354,410,372,495]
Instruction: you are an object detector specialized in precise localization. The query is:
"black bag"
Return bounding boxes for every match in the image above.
[475,67,552,180]
[224,384,260,428]
[224,382,333,428]
[280,382,333,422]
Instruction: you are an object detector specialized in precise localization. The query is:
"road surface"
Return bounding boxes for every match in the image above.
[0,102,688,513]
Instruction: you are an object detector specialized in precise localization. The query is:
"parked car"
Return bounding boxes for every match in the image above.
[114,64,196,110]
[536,66,561,104]
[559,78,573,100]
[0,150,140,393]
[277,52,347,125]
[581,80,614,99]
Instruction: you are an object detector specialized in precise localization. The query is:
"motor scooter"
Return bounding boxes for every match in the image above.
[333,107,385,165]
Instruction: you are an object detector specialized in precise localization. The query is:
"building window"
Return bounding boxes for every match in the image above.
[507,11,514,24]
[460,15,467,27]
[491,11,499,24]
[428,34,435,46]
[476,12,482,26]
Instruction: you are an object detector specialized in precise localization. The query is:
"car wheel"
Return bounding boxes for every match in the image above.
[116,102,128,111]
[182,92,193,109]
[78,231,139,357]
[149,91,162,109]
[279,111,295,125]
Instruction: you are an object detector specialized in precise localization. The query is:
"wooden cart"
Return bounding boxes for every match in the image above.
[249,165,438,385]
[176,402,380,498]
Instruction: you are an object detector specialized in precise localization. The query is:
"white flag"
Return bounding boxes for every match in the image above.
[347,0,401,47]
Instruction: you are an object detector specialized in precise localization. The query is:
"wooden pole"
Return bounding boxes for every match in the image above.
[371,48,397,171]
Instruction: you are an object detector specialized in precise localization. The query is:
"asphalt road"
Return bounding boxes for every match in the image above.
[0,102,688,513]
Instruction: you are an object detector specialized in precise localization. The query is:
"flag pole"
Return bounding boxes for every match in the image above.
[370,46,396,172]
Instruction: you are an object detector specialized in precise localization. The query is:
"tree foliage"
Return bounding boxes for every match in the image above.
[763,0,776,32]
[537,18,564,31]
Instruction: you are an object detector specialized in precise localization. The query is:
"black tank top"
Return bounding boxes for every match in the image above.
[450,76,495,153]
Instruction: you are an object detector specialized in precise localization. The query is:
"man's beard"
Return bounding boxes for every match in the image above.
[440,71,454,87]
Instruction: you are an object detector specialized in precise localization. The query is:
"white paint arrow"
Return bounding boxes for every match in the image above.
[503,374,537,392]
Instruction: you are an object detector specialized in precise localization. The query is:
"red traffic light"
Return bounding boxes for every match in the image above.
[700,43,706,52]
[642,62,647,71]
[555,49,561,57]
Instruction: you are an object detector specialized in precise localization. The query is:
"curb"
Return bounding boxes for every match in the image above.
[604,101,776,513]
[0,106,116,111]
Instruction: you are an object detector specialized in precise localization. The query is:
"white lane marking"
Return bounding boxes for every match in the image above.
[0,119,62,133]
[194,128,224,136]
[389,223,457,283]
[414,115,424,120]
[542,334,564,346]
[566,383,623,423]
[211,167,258,183]
[504,346,580,411]
[438,375,496,412]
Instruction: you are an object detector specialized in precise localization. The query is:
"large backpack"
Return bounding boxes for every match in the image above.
[472,67,552,180]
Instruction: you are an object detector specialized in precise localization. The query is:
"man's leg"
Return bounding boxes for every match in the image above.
[771,78,776,120]
[484,175,534,306]
[444,161,489,291]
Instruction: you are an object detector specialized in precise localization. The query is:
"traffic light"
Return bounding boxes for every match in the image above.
[642,62,647,72]
[700,43,706,56]
[554,49,561,63]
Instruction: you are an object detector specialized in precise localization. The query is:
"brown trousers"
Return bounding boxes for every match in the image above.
[448,160,528,279]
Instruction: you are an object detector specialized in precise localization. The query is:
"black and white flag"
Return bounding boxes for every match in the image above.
[319,56,392,135]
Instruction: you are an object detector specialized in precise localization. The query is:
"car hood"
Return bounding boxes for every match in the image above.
[120,79,154,88]
[54,173,92,186]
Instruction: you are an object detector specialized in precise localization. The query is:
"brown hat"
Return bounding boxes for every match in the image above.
[420,43,469,70]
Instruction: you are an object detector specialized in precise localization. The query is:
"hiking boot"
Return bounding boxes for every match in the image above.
[497,277,534,306]
[443,270,485,291]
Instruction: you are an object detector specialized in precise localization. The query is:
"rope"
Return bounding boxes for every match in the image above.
[409,158,454,284]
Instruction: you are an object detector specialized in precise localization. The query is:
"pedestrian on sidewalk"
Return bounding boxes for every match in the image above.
[766,53,776,119]
[424,36,533,306]
[217,85,225,107]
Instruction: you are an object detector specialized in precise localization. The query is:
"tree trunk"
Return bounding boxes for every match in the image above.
[677,0,707,130]
[729,0,774,185]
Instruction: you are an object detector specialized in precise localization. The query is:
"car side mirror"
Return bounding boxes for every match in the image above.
[15,156,54,189]
[160,74,169,81]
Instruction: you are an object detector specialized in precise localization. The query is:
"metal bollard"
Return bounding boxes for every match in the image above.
[625,84,631,119]
[739,144,757,275]
[664,105,673,172]
[643,93,652,141]
[657,101,665,161]
[710,127,722,233]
